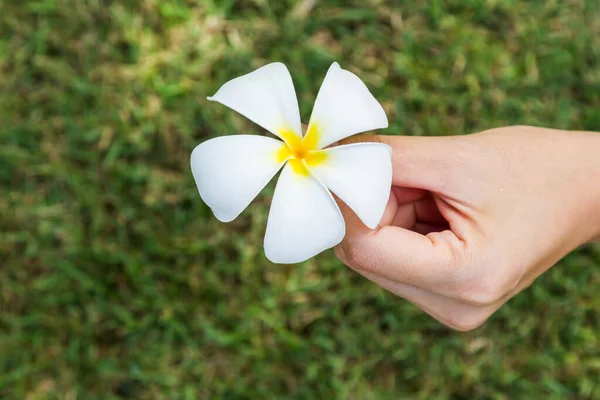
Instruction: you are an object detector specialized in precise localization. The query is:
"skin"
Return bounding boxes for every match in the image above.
[334,126,600,331]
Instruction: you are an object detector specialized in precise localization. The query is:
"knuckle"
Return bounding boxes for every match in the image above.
[444,311,490,332]
[426,235,466,276]
[459,285,503,307]
[457,266,521,306]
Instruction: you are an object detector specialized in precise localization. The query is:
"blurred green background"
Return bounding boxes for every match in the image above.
[2,0,600,398]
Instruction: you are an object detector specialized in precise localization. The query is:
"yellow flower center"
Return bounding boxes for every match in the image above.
[275,123,328,176]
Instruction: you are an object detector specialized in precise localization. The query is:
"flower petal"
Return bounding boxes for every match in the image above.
[208,62,302,143]
[306,62,388,149]
[191,135,287,222]
[264,163,345,263]
[307,143,392,229]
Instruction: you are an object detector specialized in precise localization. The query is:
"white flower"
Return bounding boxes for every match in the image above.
[191,62,392,263]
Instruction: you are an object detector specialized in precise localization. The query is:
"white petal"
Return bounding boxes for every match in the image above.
[264,163,345,264]
[208,62,303,143]
[190,135,287,222]
[306,62,388,149]
[308,143,392,229]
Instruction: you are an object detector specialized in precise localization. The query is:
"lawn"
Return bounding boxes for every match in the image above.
[1,0,600,398]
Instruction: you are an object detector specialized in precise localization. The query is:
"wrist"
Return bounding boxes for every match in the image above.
[549,128,600,246]
[581,131,600,243]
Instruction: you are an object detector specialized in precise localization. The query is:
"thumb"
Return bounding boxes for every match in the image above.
[338,133,465,193]
[377,134,466,193]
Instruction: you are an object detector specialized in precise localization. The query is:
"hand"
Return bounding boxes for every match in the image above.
[335,126,600,331]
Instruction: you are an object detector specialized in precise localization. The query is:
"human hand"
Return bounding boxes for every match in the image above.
[335,126,600,331]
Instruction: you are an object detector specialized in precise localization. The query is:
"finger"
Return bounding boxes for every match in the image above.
[336,188,398,234]
[392,186,428,204]
[414,194,446,224]
[392,202,417,229]
[338,222,466,290]
[337,185,419,232]
[337,183,418,235]
[414,222,449,235]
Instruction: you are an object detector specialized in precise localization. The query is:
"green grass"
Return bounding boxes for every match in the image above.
[1,0,600,398]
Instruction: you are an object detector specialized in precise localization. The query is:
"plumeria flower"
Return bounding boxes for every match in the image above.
[191,62,392,263]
